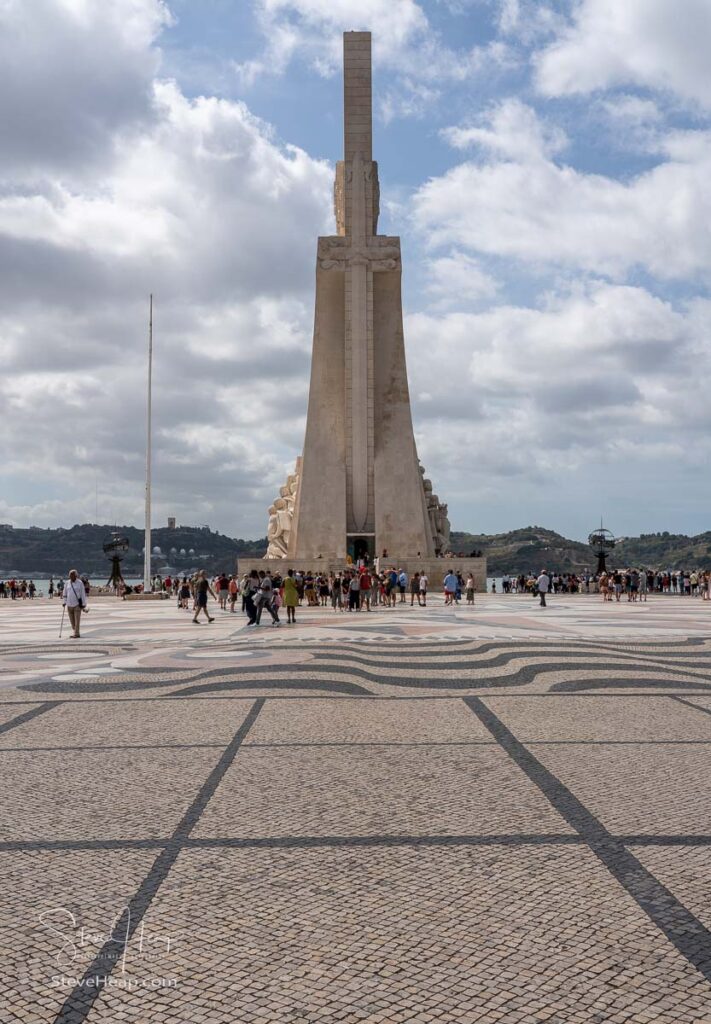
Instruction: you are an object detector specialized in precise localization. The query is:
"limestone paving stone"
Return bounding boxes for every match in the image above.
[0,848,161,1023]
[530,744,711,835]
[245,697,495,745]
[3,597,711,1020]
[0,747,225,842]
[193,745,572,840]
[88,844,711,1023]
[484,695,711,742]
[0,697,255,749]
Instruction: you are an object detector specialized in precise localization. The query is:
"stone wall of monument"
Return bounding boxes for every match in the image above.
[236,556,487,591]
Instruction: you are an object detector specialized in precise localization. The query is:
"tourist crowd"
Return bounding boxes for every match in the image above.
[0,579,38,599]
[142,566,480,626]
[499,570,711,599]
[4,565,711,637]
[0,576,94,599]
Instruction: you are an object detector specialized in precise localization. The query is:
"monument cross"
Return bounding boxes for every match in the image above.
[255,29,470,575]
[316,34,404,533]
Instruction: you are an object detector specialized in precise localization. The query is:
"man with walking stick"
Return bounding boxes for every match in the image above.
[62,569,88,638]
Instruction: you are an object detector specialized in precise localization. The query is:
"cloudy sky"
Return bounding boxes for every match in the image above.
[2,0,710,541]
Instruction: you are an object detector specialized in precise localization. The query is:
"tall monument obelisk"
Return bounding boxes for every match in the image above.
[263,31,451,563]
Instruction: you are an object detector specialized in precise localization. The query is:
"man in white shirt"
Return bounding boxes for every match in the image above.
[419,572,428,606]
[536,569,550,608]
[63,569,88,638]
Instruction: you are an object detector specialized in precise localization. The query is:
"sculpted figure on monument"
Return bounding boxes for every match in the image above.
[264,470,300,558]
[420,464,450,556]
[436,501,451,555]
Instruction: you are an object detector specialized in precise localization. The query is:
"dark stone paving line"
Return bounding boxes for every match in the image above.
[229,637,711,656]
[1,738,707,756]
[0,645,135,657]
[5,635,708,669]
[465,695,711,985]
[3,690,711,707]
[243,739,711,749]
[672,695,711,718]
[20,673,373,697]
[0,701,61,736]
[0,742,225,753]
[549,677,711,693]
[244,740,497,748]
[3,833,711,855]
[0,839,164,851]
[58,661,702,700]
[311,647,711,668]
[53,697,265,1024]
[167,663,711,698]
[623,835,711,846]
[184,833,582,850]
[530,739,711,745]
[164,676,372,698]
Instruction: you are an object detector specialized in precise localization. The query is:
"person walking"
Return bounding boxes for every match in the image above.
[62,569,88,638]
[192,571,216,624]
[217,573,230,610]
[359,568,372,611]
[443,570,458,606]
[331,573,344,612]
[419,572,428,607]
[465,573,475,604]
[255,574,281,626]
[243,571,260,625]
[348,572,361,611]
[410,572,420,606]
[228,575,239,612]
[536,569,550,608]
[48,577,54,599]
[283,569,298,624]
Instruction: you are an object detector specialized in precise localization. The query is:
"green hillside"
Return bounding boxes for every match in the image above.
[0,523,265,577]
[451,527,711,575]
[1,522,709,577]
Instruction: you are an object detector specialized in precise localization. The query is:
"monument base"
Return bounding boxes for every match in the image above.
[237,556,487,591]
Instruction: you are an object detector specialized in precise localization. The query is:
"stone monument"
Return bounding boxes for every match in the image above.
[241,32,485,587]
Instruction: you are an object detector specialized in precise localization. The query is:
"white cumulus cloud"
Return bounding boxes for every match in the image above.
[534,0,711,110]
[0,0,333,534]
[417,102,711,281]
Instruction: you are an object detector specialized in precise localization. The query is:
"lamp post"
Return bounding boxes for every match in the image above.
[143,294,153,593]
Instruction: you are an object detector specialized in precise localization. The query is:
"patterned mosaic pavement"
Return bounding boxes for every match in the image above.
[1,594,711,1022]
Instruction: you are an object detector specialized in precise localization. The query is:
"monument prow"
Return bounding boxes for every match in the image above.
[255,31,479,575]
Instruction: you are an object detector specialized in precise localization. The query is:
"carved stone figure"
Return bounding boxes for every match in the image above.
[419,463,450,555]
[435,501,451,555]
[264,469,300,558]
[265,503,288,558]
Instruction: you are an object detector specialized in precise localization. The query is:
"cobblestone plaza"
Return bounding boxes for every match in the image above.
[1,594,711,1022]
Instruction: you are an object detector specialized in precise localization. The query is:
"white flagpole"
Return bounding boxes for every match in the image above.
[143,294,153,593]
